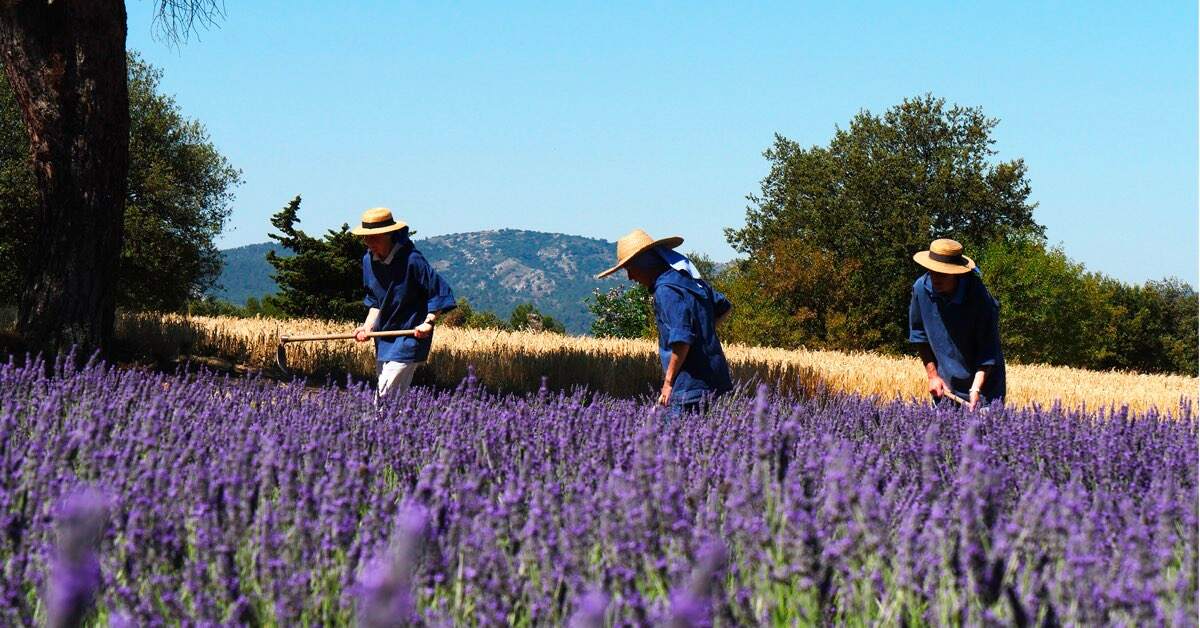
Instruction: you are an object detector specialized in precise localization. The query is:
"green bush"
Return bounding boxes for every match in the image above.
[586,285,654,339]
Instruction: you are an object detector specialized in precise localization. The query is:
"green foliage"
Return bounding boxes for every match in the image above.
[587,284,654,339]
[0,53,241,310]
[723,94,1041,353]
[974,237,1105,367]
[1089,277,1198,375]
[440,298,508,330]
[263,196,365,321]
[686,251,719,279]
[713,241,875,351]
[1145,278,1199,375]
[587,253,726,340]
[442,298,563,334]
[953,237,1197,375]
[121,54,242,310]
[185,295,286,319]
[509,302,566,334]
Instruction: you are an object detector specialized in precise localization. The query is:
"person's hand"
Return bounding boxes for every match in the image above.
[927,375,948,398]
[968,388,981,411]
[414,322,434,339]
[353,326,370,342]
[658,382,672,406]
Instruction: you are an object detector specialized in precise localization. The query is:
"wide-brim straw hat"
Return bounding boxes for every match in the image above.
[913,238,976,275]
[595,229,684,279]
[350,207,408,236]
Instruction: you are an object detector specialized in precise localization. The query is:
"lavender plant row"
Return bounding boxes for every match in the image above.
[0,355,1195,626]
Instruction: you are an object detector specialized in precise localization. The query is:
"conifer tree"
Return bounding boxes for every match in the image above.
[265,196,364,321]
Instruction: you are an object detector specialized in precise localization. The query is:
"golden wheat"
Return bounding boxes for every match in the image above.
[111,312,1197,413]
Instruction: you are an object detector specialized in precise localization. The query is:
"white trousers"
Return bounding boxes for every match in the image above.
[376,361,419,399]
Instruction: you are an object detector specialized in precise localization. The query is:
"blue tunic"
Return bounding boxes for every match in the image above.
[362,238,456,363]
[653,269,734,404]
[907,270,1006,401]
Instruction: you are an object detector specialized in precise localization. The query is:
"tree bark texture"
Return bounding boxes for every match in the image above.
[0,0,129,356]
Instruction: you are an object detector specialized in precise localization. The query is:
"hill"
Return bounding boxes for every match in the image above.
[208,230,621,334]
[210,242,290,305]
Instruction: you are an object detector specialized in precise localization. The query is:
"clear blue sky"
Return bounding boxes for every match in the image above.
[126,1,1197,284]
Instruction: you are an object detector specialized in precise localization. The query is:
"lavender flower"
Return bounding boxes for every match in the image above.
[0,353,1190,624]
[355,504,428,627]
[567,589,608,628]
[46,488,109,628]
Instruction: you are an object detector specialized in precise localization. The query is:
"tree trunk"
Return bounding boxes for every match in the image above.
[0,0,129,357]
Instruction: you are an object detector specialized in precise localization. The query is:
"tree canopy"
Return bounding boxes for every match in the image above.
[715,94,1196,375]
[723,94,1042,353]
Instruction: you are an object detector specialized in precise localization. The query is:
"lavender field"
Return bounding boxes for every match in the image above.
[1,355,1196,626]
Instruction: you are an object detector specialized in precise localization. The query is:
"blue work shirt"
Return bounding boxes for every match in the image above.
[908,270,1005,402]
[653,269,734,404]
[363,236,456,363]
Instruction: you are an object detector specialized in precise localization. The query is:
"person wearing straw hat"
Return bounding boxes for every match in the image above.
[597,229,733,419]
[351,207,456,399]
[908,238,1005,410]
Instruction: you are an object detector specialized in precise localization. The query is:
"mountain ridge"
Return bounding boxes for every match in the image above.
[209,229,622,334]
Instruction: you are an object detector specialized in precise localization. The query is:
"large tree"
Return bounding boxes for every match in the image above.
[0,54,241,311]
[725,94,1042,352]
[0,0,220,355]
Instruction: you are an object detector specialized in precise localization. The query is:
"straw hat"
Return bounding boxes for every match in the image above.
[913,238,976,275]
[595,229,684,279]
[350,207,408,236]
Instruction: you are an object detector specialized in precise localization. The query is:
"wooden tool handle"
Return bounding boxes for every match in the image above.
[944,390,967,405]
[281,329,417,343]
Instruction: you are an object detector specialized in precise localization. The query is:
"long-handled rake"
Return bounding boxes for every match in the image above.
[275,329,417,375]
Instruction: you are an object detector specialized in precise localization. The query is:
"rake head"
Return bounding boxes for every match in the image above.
[275,337,290,376]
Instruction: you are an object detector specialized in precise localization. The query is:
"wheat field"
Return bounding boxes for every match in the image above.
[113,313,1197,413]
